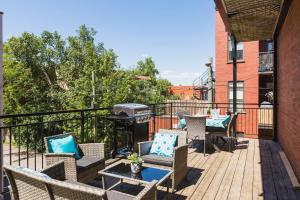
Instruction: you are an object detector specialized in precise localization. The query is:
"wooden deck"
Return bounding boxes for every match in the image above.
[2,139,300,200]
[95,139,300,199]
[165,139,300,200]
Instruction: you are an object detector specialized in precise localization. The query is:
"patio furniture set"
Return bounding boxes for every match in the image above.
[3,111,238,200]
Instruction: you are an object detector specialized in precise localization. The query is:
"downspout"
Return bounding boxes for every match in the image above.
[0,11,4,194]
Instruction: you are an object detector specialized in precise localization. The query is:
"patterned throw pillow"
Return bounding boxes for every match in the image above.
[150,133,178,157]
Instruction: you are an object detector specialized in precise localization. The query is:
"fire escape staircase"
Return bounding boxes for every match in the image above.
[192,70,209,100]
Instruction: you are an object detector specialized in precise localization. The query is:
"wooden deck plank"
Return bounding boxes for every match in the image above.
[214,146,242,200]
[259,139,277,200]
[264,140,289,200]
[171,152,207,199]
[227,141,248,200]
[240,139,255,200]
[189,152,227,200]
[178,151,221,199]
[252,139,263,200]
[267,140,300,200]
[200,151,232,200]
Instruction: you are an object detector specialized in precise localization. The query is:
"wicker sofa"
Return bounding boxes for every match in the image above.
[44,133,105,183]
[138,129,188,191]
[4,161,157,200]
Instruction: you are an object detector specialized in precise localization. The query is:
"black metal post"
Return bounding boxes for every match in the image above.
[80,111,85,143]
[231,34,237,136]
[170,102,173,129]
[153,104,156,137]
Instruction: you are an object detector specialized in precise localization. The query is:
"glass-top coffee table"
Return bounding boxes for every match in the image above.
[99,160,173,193]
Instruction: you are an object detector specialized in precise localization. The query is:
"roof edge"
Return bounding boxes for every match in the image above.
[214,0,231,33]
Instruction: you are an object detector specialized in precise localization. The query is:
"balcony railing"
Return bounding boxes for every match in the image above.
[259,51,274,73]
[0,102,273,173]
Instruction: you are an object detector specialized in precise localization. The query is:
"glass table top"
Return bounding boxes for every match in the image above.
[103,162,171,183]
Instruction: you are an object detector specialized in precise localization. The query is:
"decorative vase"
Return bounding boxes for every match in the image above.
[130,163,142,174]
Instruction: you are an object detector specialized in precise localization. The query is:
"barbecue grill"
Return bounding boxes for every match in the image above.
[107,103,152,158]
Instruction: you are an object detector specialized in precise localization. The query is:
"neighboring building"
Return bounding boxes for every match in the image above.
[170,86,207,100]
[215,10,274,138]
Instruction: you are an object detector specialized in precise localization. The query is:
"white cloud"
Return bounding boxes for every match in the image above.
[141,53,150,58]
[159,70,202,86]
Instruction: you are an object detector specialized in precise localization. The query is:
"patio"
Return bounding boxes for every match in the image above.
[2,138,300,199]
[1,0,300,199]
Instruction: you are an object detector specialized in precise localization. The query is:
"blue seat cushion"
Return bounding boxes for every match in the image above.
[47,135,81,160]
[149,133,178,157]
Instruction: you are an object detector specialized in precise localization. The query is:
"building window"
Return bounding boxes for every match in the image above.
[267,40,273,52]
[228,36,244,61]
[228,81,244,112]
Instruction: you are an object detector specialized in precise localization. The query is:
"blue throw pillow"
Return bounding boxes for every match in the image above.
[150,133,178,157]
[48,135,81,160]
[16,166,51,179]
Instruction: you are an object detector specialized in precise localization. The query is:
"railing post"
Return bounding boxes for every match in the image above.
[153,104,156,138]
[80,111,85,143]
[170,102,173,129]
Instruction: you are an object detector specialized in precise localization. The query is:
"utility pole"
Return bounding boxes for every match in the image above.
[0,11,4,194]
[206,57,214,106]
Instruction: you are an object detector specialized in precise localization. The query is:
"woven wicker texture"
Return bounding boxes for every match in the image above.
[184,116,207,140]
[44,133,105,183]
[4,161,157,200]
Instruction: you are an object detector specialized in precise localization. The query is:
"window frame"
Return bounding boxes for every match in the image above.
[228,81,244,112]
[227,36,244,62]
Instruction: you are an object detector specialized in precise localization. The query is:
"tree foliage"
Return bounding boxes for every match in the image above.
[3,25,174,115]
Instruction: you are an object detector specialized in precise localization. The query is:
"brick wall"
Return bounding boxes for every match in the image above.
[277,0,300,181]
[215,11,260,137]
[170,86,194,100]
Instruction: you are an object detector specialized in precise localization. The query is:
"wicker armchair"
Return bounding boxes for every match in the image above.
[184,115,207,155]
[138,129,188,192]
[44,133,105,183]
[4,161,157,200]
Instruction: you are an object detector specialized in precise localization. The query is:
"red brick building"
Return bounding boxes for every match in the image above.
[215,0,300,182]
[215,10,274,138]
[169,86,194,100]
[170,86,207,100]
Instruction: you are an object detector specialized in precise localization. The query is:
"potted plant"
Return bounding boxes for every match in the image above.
[128,153,143,174]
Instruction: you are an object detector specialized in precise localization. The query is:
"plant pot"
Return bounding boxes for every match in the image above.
[130,163,142,174]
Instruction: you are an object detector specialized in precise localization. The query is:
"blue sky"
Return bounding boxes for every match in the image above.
[1,0,215,85]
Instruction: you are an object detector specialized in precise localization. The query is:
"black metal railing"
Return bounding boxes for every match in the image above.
[259,51,274,72]
[0,102,273,172]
